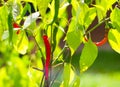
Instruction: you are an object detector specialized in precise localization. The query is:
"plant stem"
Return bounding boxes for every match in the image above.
[40,73,45,87]
[32,34,45,66]
[52,44,68,64]
[49,64,64,87]
[49,25,53,85]
[32,66,43,72]
[49,45,70,87]
[85,17,110,35]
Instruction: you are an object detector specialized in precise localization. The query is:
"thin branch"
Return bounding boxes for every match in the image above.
[32,33,45,66]
[49,64,64,87]
[85,17,110,35]
[26,29,45,87]
[50,45,70,87]
[52,45,68,64]
[40,73,45,87]
[52,63,63,68]
[32,66,43,72]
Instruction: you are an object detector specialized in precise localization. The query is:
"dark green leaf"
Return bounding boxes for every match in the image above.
[51,0,59,24]
[21,3,31,18]
[67,0,71,3]
[52,26,58,53]
[8,12,13,43]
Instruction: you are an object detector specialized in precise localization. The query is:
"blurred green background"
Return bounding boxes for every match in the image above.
[1,40,120,87]
[81,47,120,87]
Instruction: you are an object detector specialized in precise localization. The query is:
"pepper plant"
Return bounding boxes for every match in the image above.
[0,0,120,87]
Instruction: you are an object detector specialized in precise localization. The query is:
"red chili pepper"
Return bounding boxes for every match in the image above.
[84,32,108,46]
[94,34,108,46]
[42,35,51,80]
[13,22,21,34]
[13,22,20,28]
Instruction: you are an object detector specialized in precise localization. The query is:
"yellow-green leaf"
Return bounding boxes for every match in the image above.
[13,30,28,54]
[37,0,51,18]
[63,63,71,87]
[66,18,83,55]
[108,29,120,54]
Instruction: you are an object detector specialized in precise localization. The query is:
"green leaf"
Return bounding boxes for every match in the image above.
[71,53,81,76]
[37,0,51,18]
[71,0,80,17]
[8,12,13,43]
[12,2,22,20]
[110,7,120,32]
[13,30,28,54]
[21,0,34,3]
[78,3,89,25]
[66,18,83,55]
[96,0,116,21]
[0,24,4,40]
[51,0,59,24]
[69,69,80,87]
[84,7,96,29]
[80,39,98,72]
[72,1,89,25]
[72,76,80,87]
[52,26,58,53]
[23,12,39,29]
[21,3,31,18]
[108,29,120,54]
[0,6,8,40]
[94,4,105,21]
[84,0,92,5]
[68,0,71,3]
[63,63,71,87]
[67,30,82,55]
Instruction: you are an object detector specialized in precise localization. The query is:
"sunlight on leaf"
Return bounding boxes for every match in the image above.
[96,0,116,21]
[37,0,51,18]
[110,7,120,32]
[0,6,8,40]
[69,69,80,87]
[108,29,120,54]
[13,31,28,54]
[23,12,39,29]
[63,63,71,87]
[12,2,21,20]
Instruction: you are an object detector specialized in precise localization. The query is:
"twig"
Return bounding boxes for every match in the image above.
[50,45,70,87]
[32,33,45,66]
[85,17,110,35]
[32,66,43,72]
[40,73,45,87]
[52,45,68,64]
